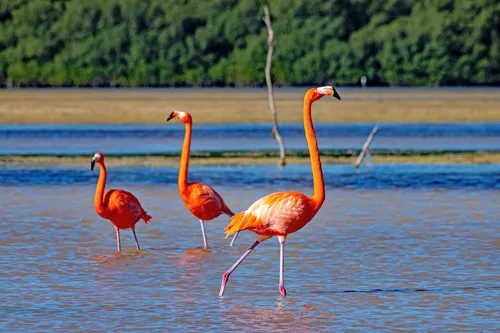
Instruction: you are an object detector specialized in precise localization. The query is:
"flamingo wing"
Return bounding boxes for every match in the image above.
[203,184,234,215]
[184,182,234,218]
[104,189,143,220]
[225,191,315,237]
[188,183,222,207]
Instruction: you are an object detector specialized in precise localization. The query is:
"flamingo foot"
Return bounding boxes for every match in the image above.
[219,271,231,297]
[219,240,260,297]
[279,284,287,298]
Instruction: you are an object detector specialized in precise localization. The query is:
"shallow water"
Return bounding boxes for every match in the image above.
[3,122,500,156]
[2,164,500,189]
[1,164,500,331]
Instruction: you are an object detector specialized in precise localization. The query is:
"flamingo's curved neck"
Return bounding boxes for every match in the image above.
[94,163,107,216]
[179,121,192,192]
[304,97,325,210]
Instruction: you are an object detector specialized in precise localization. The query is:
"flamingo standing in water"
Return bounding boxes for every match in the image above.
[219,86,341,298]
[91,152,152,251]
[167,111,237,249]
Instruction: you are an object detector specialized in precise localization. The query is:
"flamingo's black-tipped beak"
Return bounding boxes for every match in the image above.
[166,112,174,122]
[333,89,341,100]
[90,161,95,171]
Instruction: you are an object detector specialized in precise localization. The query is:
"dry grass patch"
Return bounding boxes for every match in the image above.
[2,152,499,168]
[1,88,500,124]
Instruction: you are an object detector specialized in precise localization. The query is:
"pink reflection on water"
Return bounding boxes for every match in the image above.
[220,303,336,332]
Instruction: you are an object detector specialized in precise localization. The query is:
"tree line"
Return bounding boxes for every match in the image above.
[0,0,499,87]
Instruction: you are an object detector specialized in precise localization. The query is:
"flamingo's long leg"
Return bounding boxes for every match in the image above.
[278,236,287,298]
[199,220,208,249]
[229,231,239,247]
[132,228,141,250]
[115,228,121,252]
[219,240,260,297]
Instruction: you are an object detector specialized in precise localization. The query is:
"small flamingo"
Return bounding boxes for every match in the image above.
[167,111,236,249]
[219,86,341,298]
[91,152,151,251]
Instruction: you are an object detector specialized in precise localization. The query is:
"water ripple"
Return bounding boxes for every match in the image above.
[1,166,500,331]
[1,164,500,189]
[2,123,500,155]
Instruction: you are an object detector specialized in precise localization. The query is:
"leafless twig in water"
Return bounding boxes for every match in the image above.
[354,125,379,168]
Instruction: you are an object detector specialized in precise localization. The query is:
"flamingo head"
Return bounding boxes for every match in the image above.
[91,152,104,171]
[307,86,341,102]
[167,111,192,124]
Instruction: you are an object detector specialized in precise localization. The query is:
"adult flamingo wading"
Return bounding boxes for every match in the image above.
[91,152,152,251]
[167,111,237,249]
[219,86,341,298]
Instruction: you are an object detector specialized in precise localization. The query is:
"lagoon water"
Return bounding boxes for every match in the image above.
[2,122,500,156]
[1,164,500,331]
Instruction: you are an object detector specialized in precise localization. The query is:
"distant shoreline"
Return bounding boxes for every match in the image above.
[3,151,500,167]
[1,88,500,124]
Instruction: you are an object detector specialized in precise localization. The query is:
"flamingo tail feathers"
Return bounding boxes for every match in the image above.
[222,205,235,217]
[141,211,152,224]
[224,211,253,238]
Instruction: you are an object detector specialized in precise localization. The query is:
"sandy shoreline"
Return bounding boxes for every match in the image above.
[1,88,500,124]
[2,151,499,167]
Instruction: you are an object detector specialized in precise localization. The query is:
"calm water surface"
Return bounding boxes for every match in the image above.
[1,164,499,331]
[3,123,500,155]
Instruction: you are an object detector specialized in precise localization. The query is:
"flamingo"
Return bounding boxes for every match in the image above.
[167,111,237,249]
[219,86,341,298]
[91,152,152,251]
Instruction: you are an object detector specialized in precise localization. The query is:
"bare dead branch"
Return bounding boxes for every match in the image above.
[263,5,286,167]
[354,125,378,168]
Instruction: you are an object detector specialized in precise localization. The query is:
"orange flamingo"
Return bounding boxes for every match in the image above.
[91,152,152,251]
[167,111,236,249]
[219,86,341,298]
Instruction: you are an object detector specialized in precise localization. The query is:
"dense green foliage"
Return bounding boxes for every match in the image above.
[1,0,499,87]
